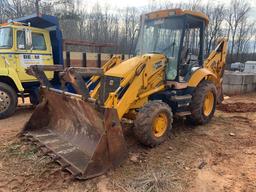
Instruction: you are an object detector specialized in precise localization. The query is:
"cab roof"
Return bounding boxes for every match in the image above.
[1,14,60,29]
[144,9,209,25]
[12,14,59,28]
[0,22,49,33]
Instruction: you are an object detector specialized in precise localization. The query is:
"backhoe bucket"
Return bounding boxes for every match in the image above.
[21,88,128,179]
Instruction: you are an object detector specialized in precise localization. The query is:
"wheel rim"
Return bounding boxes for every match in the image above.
[203,90,214,116]
[0,90,11,113]
[153,112,168,137]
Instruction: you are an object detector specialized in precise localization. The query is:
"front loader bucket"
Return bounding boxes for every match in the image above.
[20,88,128,179]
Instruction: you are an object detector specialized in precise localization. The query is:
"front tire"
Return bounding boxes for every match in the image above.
[0,82,17,119]
[188,80,217,125]
[134,101,173,147]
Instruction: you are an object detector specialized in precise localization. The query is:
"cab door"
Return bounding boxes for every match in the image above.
[16,28,54,83]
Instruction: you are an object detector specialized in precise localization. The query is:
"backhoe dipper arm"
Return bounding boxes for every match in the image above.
[204,38,228,80]
[204,38,228,103]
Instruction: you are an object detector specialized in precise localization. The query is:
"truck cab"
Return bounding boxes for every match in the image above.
[0,14,63,118]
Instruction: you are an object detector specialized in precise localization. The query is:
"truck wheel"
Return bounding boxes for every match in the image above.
[188,80,217,125]
[0,82,17,119]
[134,101,173,147]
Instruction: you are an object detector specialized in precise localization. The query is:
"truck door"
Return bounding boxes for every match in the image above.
[16,29,54,83]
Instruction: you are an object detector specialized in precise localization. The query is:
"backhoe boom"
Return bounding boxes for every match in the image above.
[204,38,228,81]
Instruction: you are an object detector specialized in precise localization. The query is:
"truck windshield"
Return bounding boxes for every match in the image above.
[0,28,13,49]
[136,17,184,57]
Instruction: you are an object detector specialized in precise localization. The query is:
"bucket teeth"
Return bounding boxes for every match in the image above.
[43,149,52,155]
[23,134,32,138]
[72,172,82,179]
[23,137,36,144]
[53,156,61,161]
[61,164,71,170]
[32,140,39,144]
[21,136,29,142]
[38,144,46,148]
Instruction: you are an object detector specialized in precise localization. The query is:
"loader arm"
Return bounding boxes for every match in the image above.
[87,56,122,98]
[103,54,167,119]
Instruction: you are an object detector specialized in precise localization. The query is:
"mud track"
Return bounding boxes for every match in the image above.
[218,102,256,113]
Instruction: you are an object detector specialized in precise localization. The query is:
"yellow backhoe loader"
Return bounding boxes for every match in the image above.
[20,9,228,179]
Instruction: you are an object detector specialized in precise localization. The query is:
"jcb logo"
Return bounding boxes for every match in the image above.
[154,61,164,69]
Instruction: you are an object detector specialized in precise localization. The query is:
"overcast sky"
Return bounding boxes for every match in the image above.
[83,0,256,19]
[94,0,256,7]
[99,0,231,7]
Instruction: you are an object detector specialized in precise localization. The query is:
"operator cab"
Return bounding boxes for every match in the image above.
[0,22,45,51]
[136,9,208,82]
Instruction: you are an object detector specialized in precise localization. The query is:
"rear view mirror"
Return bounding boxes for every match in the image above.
[25,29,32,49]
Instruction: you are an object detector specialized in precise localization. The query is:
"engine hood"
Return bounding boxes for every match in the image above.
[105,54,165,78]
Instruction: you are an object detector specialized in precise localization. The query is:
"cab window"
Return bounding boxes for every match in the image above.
[0,28,13,49]
[32,33,46,50]
[17,31,46,51]
[17,30,26,49]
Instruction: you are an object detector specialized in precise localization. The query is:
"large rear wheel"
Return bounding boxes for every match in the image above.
[188,80,217,125]
[0,82,17,119]
[134,101,173,147]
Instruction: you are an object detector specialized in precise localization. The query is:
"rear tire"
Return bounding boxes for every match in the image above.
[0,82,17,119]
[187,80,217,125]
[134,101,173,147]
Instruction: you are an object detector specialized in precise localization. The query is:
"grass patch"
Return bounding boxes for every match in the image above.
[2,141,38,159]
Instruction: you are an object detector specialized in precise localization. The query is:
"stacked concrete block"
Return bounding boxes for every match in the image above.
[223,71,256,95]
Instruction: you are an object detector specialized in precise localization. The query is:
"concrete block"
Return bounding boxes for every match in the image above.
[242,75,255,84]
[223,73,243,85]
[223,71,256,95]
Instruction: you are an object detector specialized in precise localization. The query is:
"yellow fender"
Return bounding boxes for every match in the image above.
[0,68,24,92]
[188,68,218,87]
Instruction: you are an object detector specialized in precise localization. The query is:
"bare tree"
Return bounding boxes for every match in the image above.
[205,3,225,55]
[1,0,256,61]
[226,0,250,64]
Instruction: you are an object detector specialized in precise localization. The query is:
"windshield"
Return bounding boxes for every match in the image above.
[0,28,13,49]
[136,17,184,57]
[136,17,184,80]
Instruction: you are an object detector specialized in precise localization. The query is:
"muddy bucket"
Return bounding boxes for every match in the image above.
[21,88,128,179]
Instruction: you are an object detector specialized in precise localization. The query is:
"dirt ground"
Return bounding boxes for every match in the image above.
[0,94,255,192]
